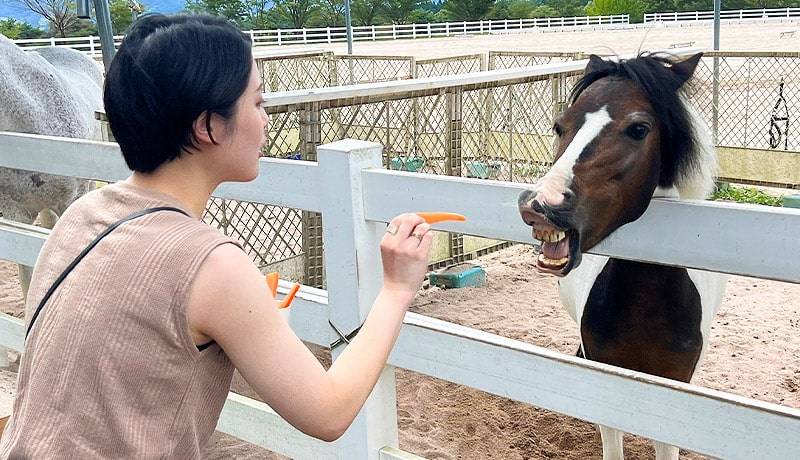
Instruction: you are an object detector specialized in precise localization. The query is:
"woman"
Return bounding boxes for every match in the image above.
[0,13,433,458]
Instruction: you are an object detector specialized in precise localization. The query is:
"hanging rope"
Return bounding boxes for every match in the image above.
[769,78,790,150]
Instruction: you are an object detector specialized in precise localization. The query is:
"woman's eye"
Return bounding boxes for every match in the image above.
[626,123,650,141]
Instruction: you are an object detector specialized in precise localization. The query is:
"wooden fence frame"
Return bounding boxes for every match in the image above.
[1,132,799,458]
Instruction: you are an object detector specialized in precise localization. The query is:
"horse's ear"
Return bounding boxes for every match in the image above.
[585,54,607,75]
[672,53,703,86]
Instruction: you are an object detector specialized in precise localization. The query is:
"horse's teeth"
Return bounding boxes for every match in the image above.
[533,229,567,243]
[537,253,569,267]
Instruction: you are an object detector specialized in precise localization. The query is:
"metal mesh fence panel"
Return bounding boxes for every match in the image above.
[416,55,484,77]
[331,56,414,84]
[692,52,800,152]
[257,52,336,91]
[202,198,303,267]
[488,51,585,70]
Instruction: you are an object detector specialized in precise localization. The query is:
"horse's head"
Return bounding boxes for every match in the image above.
[518,52,710,277]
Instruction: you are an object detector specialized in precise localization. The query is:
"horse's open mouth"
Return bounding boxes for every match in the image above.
[530,227,578,277]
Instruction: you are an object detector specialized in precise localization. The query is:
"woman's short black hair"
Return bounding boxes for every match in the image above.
[104,13,253,173]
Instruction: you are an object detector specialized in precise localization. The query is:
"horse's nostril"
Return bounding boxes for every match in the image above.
[517,189,537,207]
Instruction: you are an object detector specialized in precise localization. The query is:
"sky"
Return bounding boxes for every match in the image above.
[0,0,186,29]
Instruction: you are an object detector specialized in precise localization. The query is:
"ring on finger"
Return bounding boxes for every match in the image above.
[386,224,399,235]
[411,231,423,240]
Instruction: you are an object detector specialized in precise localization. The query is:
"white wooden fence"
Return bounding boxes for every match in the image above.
[644,7,800,23]
[0,131,799,459]
[13,7,800,58]
[9,14,628,57]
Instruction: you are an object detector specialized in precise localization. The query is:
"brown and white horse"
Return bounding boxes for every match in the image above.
[517,53,728,459]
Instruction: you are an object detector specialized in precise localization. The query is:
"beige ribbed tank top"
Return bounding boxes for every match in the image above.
[1,181,240,458]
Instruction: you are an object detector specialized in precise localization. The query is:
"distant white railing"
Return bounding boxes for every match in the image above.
[11,14,630,57]
[644,7,800,23]
[14,7,800,59]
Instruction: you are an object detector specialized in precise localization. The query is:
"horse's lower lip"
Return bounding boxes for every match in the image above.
[535,261,567,277]
[536,253,569,276]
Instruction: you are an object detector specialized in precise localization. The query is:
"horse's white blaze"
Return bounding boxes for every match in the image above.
[534,107,612,206]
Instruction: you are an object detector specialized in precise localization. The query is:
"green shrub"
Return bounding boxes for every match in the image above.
[710,184,784,207]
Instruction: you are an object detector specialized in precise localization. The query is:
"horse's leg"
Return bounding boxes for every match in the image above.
[653,440,679,460]
[0,201,37,301]
[599,425,624,460]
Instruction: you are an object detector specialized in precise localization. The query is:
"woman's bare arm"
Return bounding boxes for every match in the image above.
[187,213,432,440]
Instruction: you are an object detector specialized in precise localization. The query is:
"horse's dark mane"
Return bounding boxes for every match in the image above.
[570,53,698,188]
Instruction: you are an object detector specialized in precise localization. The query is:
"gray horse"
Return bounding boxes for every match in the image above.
[0,34,104,299]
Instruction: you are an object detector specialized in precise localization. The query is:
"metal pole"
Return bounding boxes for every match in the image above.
[344,0,353,54]
[94,0,116,71]
[712,0,721,144]
[344,0,354,83]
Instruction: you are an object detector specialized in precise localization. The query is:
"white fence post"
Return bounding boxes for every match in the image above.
[316,139,401,458]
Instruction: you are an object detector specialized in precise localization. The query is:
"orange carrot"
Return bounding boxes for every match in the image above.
[267,272,300,309]
[416,212,467,224]
[278,283,301,309]
[266,272,279,297]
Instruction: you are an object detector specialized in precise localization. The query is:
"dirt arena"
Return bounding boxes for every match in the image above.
[2,20,799,459]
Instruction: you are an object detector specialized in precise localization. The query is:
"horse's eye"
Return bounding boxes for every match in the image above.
[553,124,564,138]
[626,124,650,141]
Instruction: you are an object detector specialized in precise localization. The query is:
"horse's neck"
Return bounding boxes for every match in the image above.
[653,186,680,199]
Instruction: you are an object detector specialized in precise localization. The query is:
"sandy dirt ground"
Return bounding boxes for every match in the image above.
[2,20,799,459]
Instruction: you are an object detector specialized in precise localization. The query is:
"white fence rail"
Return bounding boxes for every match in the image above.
[14,7,800,57]
[11,15,632,57]
[1,131,799,459]
[645,7,800,23]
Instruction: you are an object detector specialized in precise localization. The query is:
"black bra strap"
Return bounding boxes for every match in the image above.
[26,206,190,339]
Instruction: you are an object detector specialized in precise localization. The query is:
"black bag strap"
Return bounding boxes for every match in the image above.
[25,206,190,340]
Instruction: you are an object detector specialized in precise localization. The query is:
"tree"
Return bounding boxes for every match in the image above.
[0,17,48,38]
[19,0,78,37]
[384,0,419,23]
[508,0,536,17]
[316,0,344,26]
[186,0,246,22]
[586,0,645,22]
[270,0,317,28]
[442,0,495,21]
[108,0,146,34]
[530,4,557,16]
[241,0,272,29]
[351,0,383,25]
[545,0,585,17]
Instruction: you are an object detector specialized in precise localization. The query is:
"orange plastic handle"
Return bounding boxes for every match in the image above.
[266,272,300,309]
[415,212,467,224]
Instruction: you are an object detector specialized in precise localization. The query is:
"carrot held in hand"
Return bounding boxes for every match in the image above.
[265,272,300,309]
[265,272,279,297]
[415,212,467,224]
[278,284,300,309]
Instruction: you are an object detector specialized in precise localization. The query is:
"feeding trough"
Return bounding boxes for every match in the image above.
[428,263,486,289]
[389,156,425,172]
[465,160,502,179]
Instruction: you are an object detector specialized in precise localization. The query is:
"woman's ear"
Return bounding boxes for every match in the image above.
[192,111,225,146]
